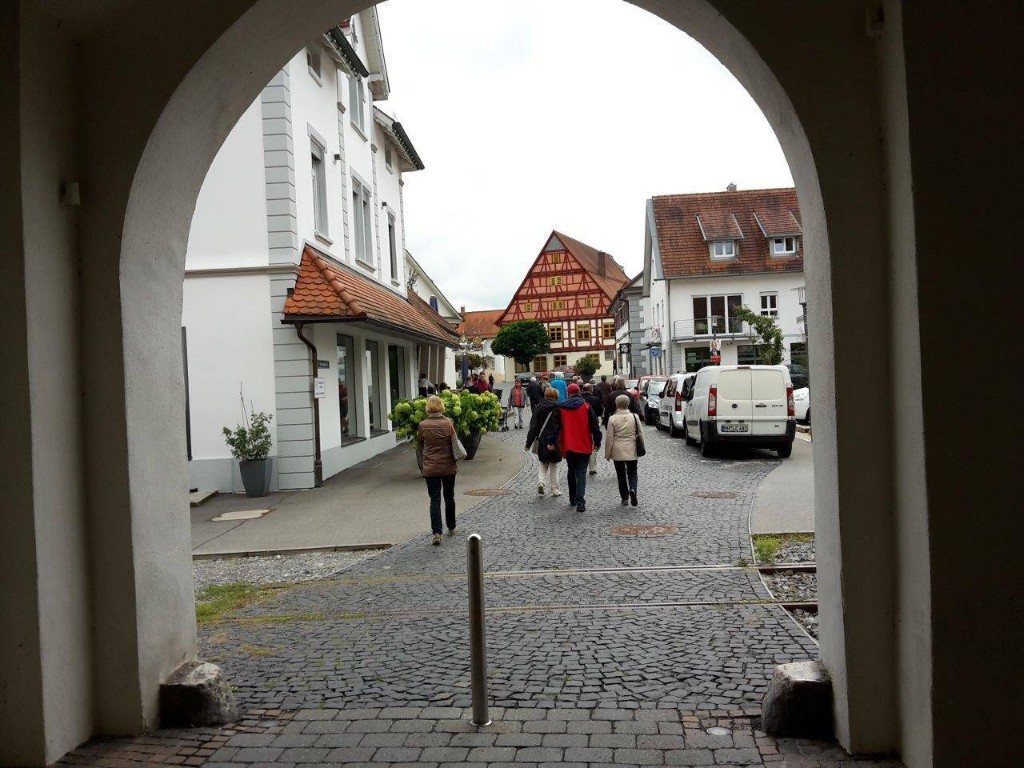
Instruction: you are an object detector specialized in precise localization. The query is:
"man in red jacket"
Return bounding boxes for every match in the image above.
[558,382,603,512]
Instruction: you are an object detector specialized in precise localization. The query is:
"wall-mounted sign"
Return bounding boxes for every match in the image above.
[313,378,326,399]
[650,347,663,359]
[317,359,329,369]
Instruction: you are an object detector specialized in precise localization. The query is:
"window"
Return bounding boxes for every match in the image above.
[602,321,615,340]
[550,276,563,286]
[532,356,547,372]
[760,293,778,317]
[351,178,373,265]
[550,253,562,264]
[310,141,328,236]
[384,143,393,172]
[576,323,591,342]
[337,334,358,440]
[711,240,736,259]
[387,345,407,412]
[349,76,366,134]
[693,294,744,334]
[685,346,714,373]
[772,236,798,255]
[584,298,594,309]
[790,342,809,371]
[738,344,767,365]
[388,212,398,282]
[552,300,566,311]
[553,354,568,367]
[306,47,322,81]
[524,302,533,312]
[366,340,384,435]
[604,350,614,361]
[548,325,563,342]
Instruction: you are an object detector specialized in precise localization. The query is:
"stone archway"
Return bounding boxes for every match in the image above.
[3,1,917,764]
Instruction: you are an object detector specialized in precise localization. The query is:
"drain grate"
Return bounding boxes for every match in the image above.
[610,525,679,538]
[690,491,739,499]
[464,488,513,497]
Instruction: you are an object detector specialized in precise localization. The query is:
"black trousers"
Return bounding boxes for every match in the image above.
[613,460,638,500]
[565,452,590,507]
[425,474,456,534]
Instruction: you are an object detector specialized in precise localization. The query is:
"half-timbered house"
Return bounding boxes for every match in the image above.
[498,231,630,376]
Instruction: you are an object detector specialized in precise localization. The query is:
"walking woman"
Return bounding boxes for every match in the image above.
[525,387,563,497]
[605,394,645,506]
[417,395,458,545]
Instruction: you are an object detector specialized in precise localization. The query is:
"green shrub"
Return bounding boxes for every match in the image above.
[388,389,502,445]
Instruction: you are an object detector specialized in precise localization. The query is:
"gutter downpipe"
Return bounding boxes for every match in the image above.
[294,322,324,487]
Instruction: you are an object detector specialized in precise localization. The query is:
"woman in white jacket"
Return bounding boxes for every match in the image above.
[604,394,645,506]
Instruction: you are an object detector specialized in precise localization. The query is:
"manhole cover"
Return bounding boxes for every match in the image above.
[690,491,739,499]
[464,488,513,497]
[610,525,679,537]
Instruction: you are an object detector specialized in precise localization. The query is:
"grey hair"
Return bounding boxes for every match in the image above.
[616,394,630,410]
[613,377,625,389]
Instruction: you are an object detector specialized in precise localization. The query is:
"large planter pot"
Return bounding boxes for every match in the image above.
[238,458,271,498]
[463,429,484,461]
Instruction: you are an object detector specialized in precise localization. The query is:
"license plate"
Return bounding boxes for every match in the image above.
[720,423,749,433]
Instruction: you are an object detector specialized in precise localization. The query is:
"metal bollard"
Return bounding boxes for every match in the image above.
[466,534,491,726]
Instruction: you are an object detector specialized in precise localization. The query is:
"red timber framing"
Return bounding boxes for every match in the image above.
[497,231,629,355]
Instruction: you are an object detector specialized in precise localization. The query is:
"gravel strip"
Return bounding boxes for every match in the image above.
[762,569,817,603]
[774,537,815,563]
[790,608,819,639]
[193,550,382,595]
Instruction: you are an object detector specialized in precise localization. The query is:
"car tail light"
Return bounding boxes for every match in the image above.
[674,391,683,412]
[787,386,795,418]
[708,385,718,417]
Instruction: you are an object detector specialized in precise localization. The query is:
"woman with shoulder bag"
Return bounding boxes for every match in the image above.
[524,387,563,497]
[604,394,645,507]
[416,395,461,545]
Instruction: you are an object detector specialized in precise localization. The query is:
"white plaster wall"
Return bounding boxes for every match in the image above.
[665,272,805,341]
[373,123,405,286]
[182,274,278,490]
[185,99,269,269]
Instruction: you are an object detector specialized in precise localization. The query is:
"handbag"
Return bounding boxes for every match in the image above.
[529,412,553,455]
[633,414,647,458]
[451,428,468,461]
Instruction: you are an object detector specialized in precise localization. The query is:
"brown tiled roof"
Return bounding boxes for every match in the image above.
[282,246,459,344]
[458,309,504,340]
[552,231,630,300]
[653,188,803,278]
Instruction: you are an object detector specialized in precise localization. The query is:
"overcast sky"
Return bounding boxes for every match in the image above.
[376,0,793,312]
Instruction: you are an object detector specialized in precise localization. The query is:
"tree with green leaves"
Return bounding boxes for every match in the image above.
[491,320,550,365]
[572,355,600,378]
[458,352,484,370]
[732,307,785,365]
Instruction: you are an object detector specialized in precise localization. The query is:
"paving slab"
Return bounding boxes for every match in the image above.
[750,437,815,535]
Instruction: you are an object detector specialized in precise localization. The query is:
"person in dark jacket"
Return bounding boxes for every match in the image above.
[507,379,528,429]
[526,376,544,409]
[598,375,613,398]
[558,383,603,513]
[416,395,459,545]
[525,387,563,497]
[602,377,643,428]
[582,384,605,476]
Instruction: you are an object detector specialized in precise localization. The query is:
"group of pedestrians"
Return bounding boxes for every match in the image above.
[523,375,646,513]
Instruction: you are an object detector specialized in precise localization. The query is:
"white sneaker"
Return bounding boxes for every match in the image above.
[551,489,562,497]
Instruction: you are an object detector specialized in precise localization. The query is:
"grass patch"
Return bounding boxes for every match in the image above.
[753,536,781,563]
[195,583,274,624]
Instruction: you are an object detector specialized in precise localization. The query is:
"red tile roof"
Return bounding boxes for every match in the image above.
[458,309,504,340]
[653,188,804,278]
[553,231,630,300]
[283,246,459,345]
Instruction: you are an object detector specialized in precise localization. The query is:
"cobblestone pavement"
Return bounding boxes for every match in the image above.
[59,425,902,766]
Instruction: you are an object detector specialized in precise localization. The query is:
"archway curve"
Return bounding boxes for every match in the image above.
[114,0,882,754]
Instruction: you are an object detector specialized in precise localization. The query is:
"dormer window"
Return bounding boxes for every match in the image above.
[772,236,799,255]
[711,240,736,259]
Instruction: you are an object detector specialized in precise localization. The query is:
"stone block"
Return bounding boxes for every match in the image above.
[160,661,238,728]
[761,660,833,739]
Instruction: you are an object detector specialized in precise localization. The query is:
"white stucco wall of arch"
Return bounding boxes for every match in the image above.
[6,0,958,765]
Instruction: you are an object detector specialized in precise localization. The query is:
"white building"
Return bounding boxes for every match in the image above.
[456,310,511,383]
[405,250,461,387]
[183,10,457,492]
[642,187,806,376]
[609,274,647,378]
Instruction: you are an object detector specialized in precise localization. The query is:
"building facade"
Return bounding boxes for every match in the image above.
[642,187,806,376]
[456,309,510,383]
[405,250,461,387]
[498,231,630,377]
[609,274,648,378]
[183,10,457,492]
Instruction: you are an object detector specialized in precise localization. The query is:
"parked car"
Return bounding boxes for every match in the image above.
[793,386,810,423]
[657,373,696,437]
[639,377,668,424]
[683,364,796,457]
[624,378,640,402]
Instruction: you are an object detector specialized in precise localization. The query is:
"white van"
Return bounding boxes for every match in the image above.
[683,365,796,458]
[657,372,696,437]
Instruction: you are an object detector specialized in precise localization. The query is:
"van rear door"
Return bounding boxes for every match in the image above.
[717,369,753,434]
[750,368,788,436]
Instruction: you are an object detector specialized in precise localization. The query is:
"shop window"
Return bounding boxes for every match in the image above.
[388,345,407,414]
[337,334,358,442]
[685,347,714,373]
[553,354,568,367]
[366,340,384,435]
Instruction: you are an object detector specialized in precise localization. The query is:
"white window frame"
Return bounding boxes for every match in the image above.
[349,76,366,136]
[384,143,393,172]
[306,46,322,84]
[351,177,373,266]
[710,240,736,259]
[387,210,398,284]
[772,236,798,255]
[310,139,328,238]
[760,292,779,317]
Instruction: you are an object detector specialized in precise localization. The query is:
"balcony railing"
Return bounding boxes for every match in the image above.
[672,316,755,340]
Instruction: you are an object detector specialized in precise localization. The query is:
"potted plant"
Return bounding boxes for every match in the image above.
[222,401,274,497]
[388,389,502,460]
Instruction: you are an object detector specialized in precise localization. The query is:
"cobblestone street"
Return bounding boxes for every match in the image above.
[61,424,902,767]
